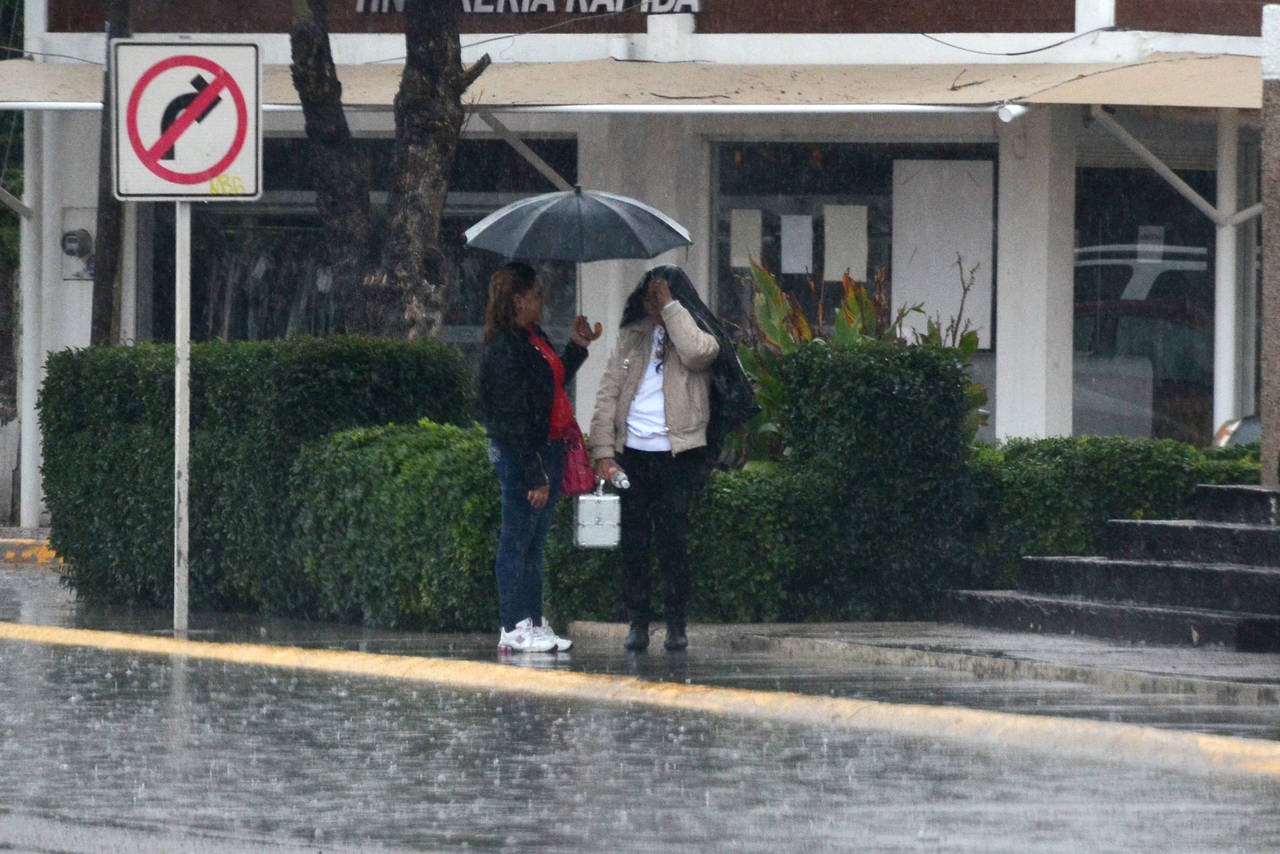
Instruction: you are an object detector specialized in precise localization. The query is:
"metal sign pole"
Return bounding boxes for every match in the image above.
[111,40,260,635]
[174,199,190,634]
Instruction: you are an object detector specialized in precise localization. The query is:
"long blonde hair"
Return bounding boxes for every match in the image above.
[483,261,538,342]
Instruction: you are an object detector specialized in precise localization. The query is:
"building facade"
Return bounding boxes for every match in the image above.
[3,0,1269,524]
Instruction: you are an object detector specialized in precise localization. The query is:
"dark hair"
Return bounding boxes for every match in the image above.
[483,261,539,342]
[620,265,704,373]
[620,264,698,328]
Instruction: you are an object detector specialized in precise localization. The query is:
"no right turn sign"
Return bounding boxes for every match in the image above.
[112,40,261,201]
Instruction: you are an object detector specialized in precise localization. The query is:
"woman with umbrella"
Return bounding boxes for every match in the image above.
[589,265,722,652]
[478,261,599,653]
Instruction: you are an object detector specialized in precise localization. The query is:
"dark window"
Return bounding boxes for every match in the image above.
[712,141,996,337]
[148,135,578,365]
[1073,167,1216,444]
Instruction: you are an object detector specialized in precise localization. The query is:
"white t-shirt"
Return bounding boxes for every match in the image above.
[625,325,671,451]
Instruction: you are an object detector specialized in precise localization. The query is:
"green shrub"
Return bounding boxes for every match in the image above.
[967,436,1261,587]
[39,425,172,605]
[777,340,973,618]
[281,424,1265,629]
[291,421,499,628]
[688,464,794,622]
[544,464,798,627]
[1198,442,1262,485]
[43,333,1264,627]
[544,503,618,627]
[40,336,472,610]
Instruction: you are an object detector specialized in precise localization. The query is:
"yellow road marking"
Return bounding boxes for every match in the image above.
[0,539,61,564]
[2,619,1278,780]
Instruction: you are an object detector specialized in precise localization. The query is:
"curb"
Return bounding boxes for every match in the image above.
[0,538,61,566]
[569,621,1280,707]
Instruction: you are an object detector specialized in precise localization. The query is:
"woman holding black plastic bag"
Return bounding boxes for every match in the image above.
[590,265,755,652]
[478,261,599,654]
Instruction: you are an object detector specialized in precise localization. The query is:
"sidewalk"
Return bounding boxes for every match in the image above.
[571,619,1280,707]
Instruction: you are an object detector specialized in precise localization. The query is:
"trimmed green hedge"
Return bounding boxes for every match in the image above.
[544,462,796,626]
[40,336,472,610]
[288,423,1260,629]
[291,425,797,630]
[40,333,1262,629]
[967,436,1260,587]
[777,340,973,619]
[291,421,499,628]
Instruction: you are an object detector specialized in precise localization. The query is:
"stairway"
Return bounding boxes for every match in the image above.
[948,484,1280,651]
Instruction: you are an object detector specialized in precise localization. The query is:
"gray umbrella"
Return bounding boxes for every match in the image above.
[463,186,692,262]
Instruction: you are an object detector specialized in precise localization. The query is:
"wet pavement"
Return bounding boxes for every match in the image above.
[2,565,1280,852]
[4,565,1275,740]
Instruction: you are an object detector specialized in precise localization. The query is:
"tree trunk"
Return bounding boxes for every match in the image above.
[289,0,374,334]
[90,0,130,346]
[289,0,488,339]
[368,0,489,339]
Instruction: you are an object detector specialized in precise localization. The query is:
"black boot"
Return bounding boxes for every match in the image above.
[624,621,649,652]
[664,618,687,651]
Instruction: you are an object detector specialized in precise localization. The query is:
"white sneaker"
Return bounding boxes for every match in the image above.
[535,617,573,652]
[498,618,556,653]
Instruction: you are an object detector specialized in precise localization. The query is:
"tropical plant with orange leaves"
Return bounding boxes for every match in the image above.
[732,259,987,462]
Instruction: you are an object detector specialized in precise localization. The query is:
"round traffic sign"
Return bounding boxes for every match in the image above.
[125,54,248,185]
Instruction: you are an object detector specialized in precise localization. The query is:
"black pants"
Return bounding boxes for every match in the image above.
[616,447,706,625]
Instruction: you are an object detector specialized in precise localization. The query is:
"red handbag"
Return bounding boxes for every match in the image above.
[561,419,595,496]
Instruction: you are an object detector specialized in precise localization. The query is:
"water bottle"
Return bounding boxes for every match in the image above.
[603,461,630,490]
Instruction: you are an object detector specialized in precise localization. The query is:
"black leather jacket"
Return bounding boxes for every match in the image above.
[477,324,587,490]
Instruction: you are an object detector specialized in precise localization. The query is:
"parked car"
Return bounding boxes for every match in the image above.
[1074,242,1213,443]
[1212,414,1261,447]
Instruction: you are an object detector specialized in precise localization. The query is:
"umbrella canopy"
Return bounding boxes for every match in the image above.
[463,187,692,263]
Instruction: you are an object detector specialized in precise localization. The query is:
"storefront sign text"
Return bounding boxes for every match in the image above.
[357,0,700,13]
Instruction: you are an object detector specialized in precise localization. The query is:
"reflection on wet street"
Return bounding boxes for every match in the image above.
[3,641,1280,853]
[2,567,1279,852]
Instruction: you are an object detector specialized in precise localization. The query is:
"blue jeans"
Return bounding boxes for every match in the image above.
[490,439,563,632]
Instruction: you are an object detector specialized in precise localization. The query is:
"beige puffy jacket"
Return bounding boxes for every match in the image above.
[590,300,720,458]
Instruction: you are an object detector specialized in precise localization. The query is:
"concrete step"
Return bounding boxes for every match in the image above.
[1020,556,1280,615]
[1106,519,1280,566]
[1194,484,1280,525]
[946,589,1280,652]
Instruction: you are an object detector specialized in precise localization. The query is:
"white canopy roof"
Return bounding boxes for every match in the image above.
[0,52,1259,111]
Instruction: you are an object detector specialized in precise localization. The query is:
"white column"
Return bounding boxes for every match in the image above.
[995,105,1077,439]
[1240,141,1262,417]
[1260,5,1280,486]
[573,115,633,428]
[645,12,695,61]
[18,112,44,527]
[1214,108,1240,431]
[572,113,709,428]
[1075,0,1116,31]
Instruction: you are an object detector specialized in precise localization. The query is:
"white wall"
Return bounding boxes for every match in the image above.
[42,112,98,355]
[19,110,100,524]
